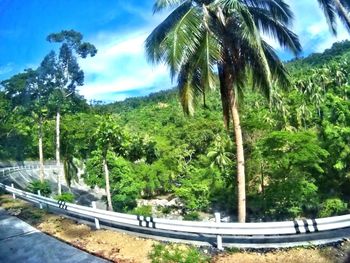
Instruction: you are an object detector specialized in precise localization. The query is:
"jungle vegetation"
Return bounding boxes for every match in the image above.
[1,36,350,221]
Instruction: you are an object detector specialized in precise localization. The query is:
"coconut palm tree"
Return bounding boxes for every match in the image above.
[317,0,350,34]
[146,0,301,222]
[208,135,234,172]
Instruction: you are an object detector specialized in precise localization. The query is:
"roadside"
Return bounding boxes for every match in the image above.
[0,207,107,263]
[0,195,155,263]
[1,194,350,263]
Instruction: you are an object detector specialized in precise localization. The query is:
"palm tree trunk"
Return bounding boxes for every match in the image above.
[56,110,62,195]
[38,117,44,182]
[103,157,113,211]
[220,59,246,223]
[218,64,230,130]
[229,90,246,223]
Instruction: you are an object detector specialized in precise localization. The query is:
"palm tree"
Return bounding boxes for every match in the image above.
[317,0,350,34]
[146,0,301,222]
[208,135,234,172]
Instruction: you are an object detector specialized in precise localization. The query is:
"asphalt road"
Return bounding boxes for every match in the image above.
[0,208,109,263]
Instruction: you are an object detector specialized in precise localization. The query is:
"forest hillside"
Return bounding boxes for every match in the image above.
[1,40,350,222]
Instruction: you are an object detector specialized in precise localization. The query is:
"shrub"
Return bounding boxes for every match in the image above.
[54,192,75,203]
[131,205,153,217]
[318,198,348,218]
[183,211,200,221]
[161,206,172,215]
[175,182,210,211]
[149,244,209,263]
[27,180,51,197]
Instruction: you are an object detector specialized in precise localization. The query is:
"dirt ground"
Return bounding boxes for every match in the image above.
[1,194,350,263]
[213,247,350,263]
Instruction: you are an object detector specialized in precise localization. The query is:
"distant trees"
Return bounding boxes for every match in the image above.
[1,29,95,187]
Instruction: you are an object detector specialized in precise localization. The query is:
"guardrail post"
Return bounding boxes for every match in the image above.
[11,183,16,199]
[37,190,43,209]
[92,201,100,230]
[215,212,223,250]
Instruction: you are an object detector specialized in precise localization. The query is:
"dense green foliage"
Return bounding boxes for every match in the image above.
[54,192,75,203]
[2,40,350,220]
[318,198,348,218]
[27,180,52,197]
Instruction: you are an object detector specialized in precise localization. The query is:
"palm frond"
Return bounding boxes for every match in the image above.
[340,0,350,10]
[178,64,195,115]
[248,6,301,55]
[334,0,350,32]
[153,0,186,13]
[162,7,203,79]
[261,40,290,89]
[317,0,337,34]
[194,30,220,92]
[242,0,293,25]
[235,4,273,96]
[145,1,192,64]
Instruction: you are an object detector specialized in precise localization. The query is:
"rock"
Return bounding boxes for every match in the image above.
[137,198,182,208]
[167,198,179,206]
[8,208,21,216]
[221,216,231,222]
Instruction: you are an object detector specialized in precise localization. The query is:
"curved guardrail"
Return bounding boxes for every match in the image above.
[1,166,350,249]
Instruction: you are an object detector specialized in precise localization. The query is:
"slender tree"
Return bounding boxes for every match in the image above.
[146,0,301,222]
[46,30,97,195]
[95,115,125,211]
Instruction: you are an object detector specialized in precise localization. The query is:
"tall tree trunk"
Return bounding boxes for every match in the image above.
[220,58,246,223]
[38,117,44,182]
[333,0,350,28]
[228,89,246,223]
[218,64,230,130]
[56,110,62,195]
[103,157,113,211]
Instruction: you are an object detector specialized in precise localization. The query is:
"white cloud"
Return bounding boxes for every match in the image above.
[78,2,350,102]
[74,7,174,102]
[78,29,171,101]
[307,23,328,37]
[289,1,349,55]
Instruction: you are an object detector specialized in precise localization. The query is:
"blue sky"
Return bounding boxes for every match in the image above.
[0,1,349,102]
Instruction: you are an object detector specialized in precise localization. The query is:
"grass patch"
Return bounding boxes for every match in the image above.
[149,243,210,263]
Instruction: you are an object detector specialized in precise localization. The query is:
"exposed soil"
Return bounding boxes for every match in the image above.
[0,195,155,262]
[36,215,156,262]
[1,194,350,263]
[213,246,350,263]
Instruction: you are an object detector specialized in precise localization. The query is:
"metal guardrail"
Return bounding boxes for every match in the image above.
[1,166,350,249]
[1,165,58,176]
